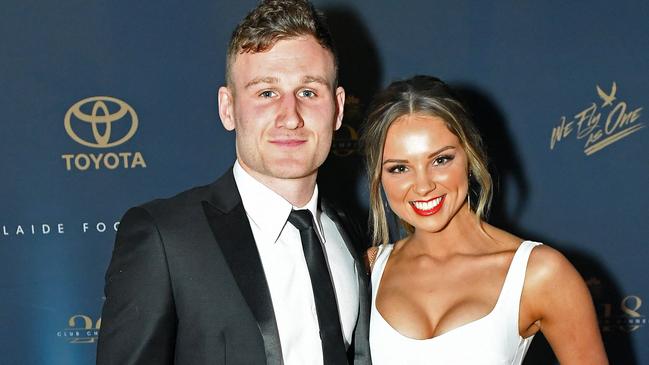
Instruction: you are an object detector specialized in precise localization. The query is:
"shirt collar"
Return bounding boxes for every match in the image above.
[232,160,326,243]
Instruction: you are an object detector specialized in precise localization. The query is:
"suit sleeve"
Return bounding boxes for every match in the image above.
[96,207,177,365]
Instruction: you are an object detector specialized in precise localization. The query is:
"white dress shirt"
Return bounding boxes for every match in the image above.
[232,161,359,365]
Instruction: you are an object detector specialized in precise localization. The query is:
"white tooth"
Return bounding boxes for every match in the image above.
[414,201,436,210]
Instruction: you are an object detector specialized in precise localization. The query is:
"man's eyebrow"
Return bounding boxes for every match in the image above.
[244,75,332,89]
[244,76,279,89]
[302,75,331,87]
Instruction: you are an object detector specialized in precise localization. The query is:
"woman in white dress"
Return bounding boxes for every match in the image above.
[361,76,607,364]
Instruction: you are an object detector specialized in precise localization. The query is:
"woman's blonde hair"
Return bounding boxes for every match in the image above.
[360,75,492,245]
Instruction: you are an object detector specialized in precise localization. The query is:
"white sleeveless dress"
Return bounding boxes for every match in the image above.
[370,241,541,365]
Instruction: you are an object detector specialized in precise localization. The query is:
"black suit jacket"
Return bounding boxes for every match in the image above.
[97,169,372,365]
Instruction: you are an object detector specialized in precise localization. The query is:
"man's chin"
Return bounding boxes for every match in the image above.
[259,157,318,178]
[239,156,322,181]
[267,166,318,180]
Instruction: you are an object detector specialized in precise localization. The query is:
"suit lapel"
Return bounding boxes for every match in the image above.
[202,170,283,365]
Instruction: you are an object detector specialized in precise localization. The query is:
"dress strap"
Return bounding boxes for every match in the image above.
[496,241,542,333]
[370,243,394,301]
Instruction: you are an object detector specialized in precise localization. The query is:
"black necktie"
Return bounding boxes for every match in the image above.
[287,209,348,364]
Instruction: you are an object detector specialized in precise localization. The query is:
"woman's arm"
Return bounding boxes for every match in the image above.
[521,245,608,364]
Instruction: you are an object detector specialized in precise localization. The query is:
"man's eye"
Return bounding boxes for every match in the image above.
[259,90,275,98]
[299,90,316,98]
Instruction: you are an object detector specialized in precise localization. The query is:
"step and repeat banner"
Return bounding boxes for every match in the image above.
[1,1,647,364]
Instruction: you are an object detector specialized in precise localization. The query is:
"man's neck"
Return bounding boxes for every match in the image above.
[237,162,317,207]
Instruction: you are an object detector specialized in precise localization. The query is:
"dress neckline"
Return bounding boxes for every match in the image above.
[373,241,532,342]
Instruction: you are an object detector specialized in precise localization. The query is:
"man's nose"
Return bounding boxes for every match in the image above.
[276,93,303,129]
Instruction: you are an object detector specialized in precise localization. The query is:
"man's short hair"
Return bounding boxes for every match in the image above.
[226,0,338,86]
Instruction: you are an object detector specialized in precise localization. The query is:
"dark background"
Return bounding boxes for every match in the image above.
[1,1,647,363]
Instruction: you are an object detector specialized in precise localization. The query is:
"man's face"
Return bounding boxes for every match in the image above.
[219,35,345,185]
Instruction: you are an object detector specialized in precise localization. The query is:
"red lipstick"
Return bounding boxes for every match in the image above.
[409,195,445,216]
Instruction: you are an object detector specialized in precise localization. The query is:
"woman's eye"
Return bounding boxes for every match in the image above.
[387,165,408,174]
[433,154,455,166]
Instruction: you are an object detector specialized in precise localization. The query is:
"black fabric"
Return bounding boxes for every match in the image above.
[288,209,348,365]
[203,201,283,365]
[97,169,371,365]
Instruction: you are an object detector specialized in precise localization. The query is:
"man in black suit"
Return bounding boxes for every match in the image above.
[96,1,371,364]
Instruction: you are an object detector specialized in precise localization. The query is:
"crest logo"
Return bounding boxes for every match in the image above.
[333,124,359,157]
[57,314,101,344]
[64,96,138,148]
[588,277,646,333]
[332,95,362,157]
[549,82,644,155]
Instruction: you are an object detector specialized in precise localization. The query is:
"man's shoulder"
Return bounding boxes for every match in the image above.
[320,194,360,228]
[321,195,369,252]
[133,168,237,220]
[141,183,212,211]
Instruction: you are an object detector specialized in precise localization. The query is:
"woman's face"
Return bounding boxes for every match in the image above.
[380,114,469,233]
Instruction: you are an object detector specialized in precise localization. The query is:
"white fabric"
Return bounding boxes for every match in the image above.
[370,240,541,365]
[233,161,359,365]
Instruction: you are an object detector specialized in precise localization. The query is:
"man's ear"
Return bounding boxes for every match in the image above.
[334,86,345,131]
[218,86,235,131]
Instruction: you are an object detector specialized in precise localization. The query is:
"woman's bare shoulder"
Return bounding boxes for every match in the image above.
[522,243,591,319]
[526,244,579,285]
